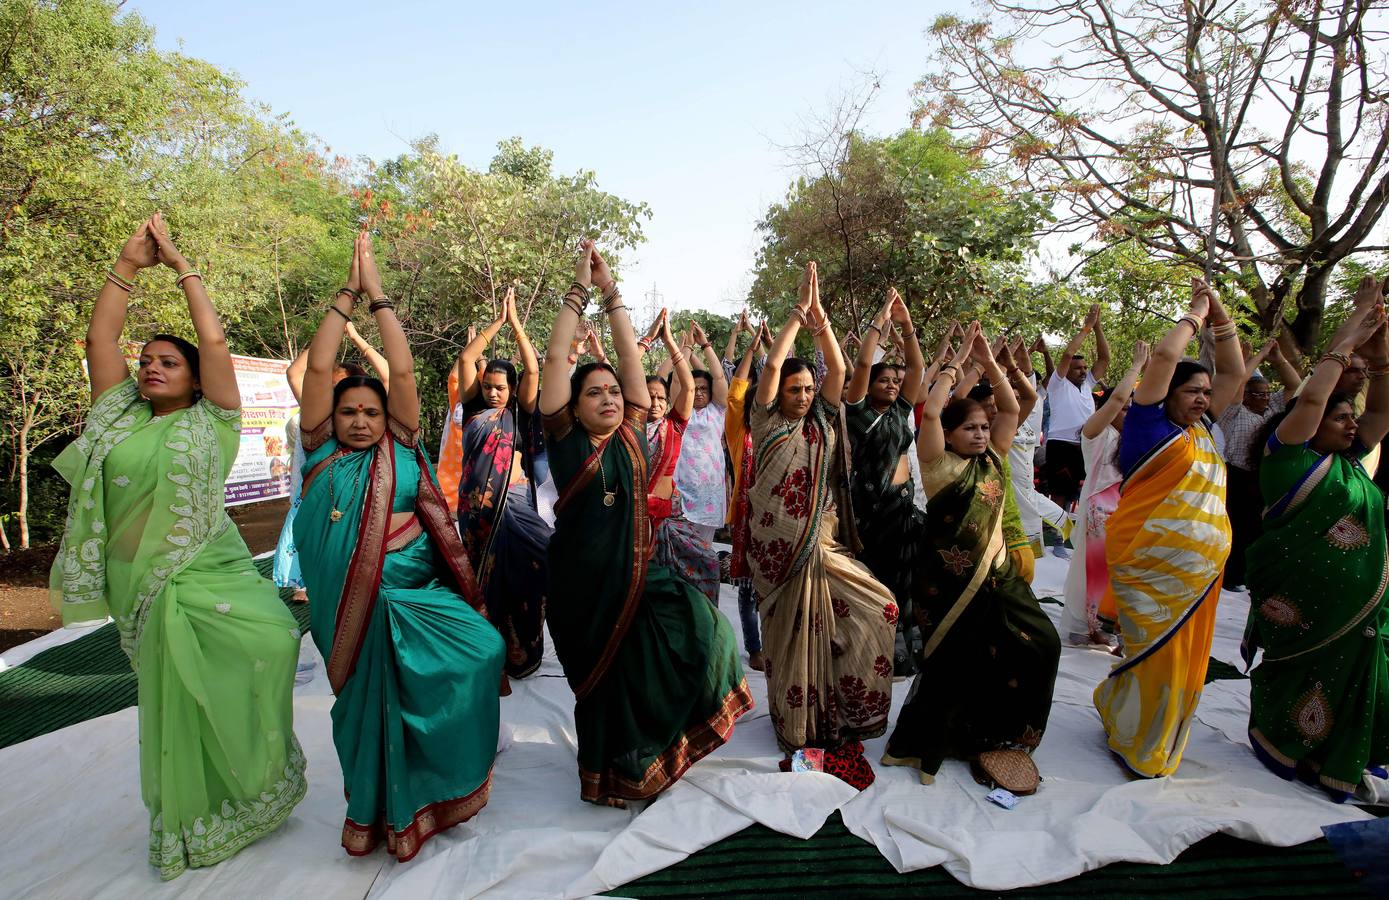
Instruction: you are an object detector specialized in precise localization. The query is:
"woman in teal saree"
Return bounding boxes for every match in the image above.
[1244,276,1389,803]
[293,233,505,859]
[51,214,305,880]
[540,241,752,807]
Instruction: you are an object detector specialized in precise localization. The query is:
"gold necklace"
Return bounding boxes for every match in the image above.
[597,453,616,507]
[327,454,362,523]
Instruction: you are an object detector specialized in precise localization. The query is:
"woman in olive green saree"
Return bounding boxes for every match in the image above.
[51,215,305,880]
[540,242,752,807]
[293,234,505,859]
[883,322,1060,783]
[1244,275,1389,803]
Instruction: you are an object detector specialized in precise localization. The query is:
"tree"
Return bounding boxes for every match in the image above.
[747,126,1053,339]
[922,0,1389,353]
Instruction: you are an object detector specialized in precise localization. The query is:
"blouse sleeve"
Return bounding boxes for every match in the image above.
[1118,401,1179,475]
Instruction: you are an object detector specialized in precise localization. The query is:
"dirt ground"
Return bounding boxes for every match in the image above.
[0,499,290,654]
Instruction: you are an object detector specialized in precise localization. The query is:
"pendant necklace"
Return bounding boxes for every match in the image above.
[327,454,362,523]
[597,453,616,507]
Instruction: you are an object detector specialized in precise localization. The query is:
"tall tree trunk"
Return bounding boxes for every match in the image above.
[1289,268,1332,357]
[17,419,30,550]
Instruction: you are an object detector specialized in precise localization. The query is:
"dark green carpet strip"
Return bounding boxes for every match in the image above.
[607,813,1366,898]
[0,566,1366,895]
[0,558,307,749]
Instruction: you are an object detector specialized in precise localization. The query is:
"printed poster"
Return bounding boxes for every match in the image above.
[224,354,299,507]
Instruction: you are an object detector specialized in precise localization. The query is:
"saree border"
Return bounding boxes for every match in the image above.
[579,680,754,803]
[341,770,492,862]
[326,434,391,695]
[1108,574,1218,678]
[573,423,651,701]
[1119,427,1186,489]
[1264,450,1335,520]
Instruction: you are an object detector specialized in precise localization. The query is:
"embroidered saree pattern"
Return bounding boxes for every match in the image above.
[884,449,1060,777]
[544,403,751,804]
[749,398,896,752]
[49,379,305,880]
[1244,438,1389,799]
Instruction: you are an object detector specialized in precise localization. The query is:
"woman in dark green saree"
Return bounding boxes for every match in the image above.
[1244,275,1389,803]
[540,241,752,807]
[294,233,505,860]
[884,323,1060,784]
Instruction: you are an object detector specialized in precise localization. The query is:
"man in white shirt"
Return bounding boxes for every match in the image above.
[1042,305,1110,514]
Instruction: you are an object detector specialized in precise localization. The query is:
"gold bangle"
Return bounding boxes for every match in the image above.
[175,270,203,288]
[1320,351,1352,370]
[105,272,134,293]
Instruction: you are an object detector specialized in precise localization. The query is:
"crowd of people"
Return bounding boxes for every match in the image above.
[47,218,1389,880]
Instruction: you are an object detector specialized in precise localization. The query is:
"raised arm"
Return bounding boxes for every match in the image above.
[1357,284,1389,448]
[892,292,924,404]
[505,288,540,412]
[918,325,977,466]
[540,245,593,416]
[805,265,845,405]
[661,311,694,421]
[285,347,308,403]
[88,220,158,399]
[1281,276,1385,445]
[300,238,362,430]
[691,320,728,408]
[1056,305,1098,386]
[459,300,506,403]
[1032,335,1054,386]
[1084,341,1149,439]
[149,212,237,410]
[974,327,1020,452]
[345,320,390,384]
[1135,280,1208,407]
[756,262,814,406]
[356,233,418,429]
[1092,307,1111,382]
[1002,340,1038,424]
[1265,336,1303,403]
[846,292,893,404]
[590,244,649,409]
[723,310,747,363]
[1204,285,1248,419]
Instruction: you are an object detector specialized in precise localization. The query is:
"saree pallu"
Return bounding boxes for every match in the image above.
[648,414,720,603]
[294,419,504,861]
[846,397,925,618]
[50,380,305,880]
[1095,416,1230,778]
[1244,439,1389,799]
[1062,428,1123,640]
[458,404,550,677]
[749,399,896,752]
[885,449,1060,777]
[544,404,752,805]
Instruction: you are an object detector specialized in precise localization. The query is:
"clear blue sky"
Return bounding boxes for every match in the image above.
[129,0,949,318]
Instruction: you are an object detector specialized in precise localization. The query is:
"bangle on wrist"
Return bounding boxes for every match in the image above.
[1320,350,1353,370]
[369,298,395,313]
[174,270,203,288]
[106,270,134,293]
[327,305,352,323]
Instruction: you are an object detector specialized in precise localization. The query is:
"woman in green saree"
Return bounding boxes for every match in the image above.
[51,214,306,880]
[1244,275,1389,803]
[540,241,752,807]
[883,322,1061,785]
[293,233,505,859]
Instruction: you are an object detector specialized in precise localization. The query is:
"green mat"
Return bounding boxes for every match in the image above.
[0,557,308,750]
[0,562,1367,896]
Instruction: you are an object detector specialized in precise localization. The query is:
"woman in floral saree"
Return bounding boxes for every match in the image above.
[750,262,897,753]
[1244,275,1389,803]
[883,323,1060,784]
[1093,278,1245,778]
[294,233,504,860]
[540,242,751,807]
[51,214,305,880]
[454,285,550,677]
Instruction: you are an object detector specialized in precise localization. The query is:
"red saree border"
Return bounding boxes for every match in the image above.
[579,680,754,803]
[341,771,492,862]
[326,433,392,695]
[573,423,651,701]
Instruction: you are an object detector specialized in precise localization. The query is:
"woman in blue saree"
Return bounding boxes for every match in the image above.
[453,285,550,677]
[294,233,505,861]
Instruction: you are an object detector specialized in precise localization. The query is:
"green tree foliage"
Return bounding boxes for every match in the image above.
[0,2,650,547]
[747,128,1054,342]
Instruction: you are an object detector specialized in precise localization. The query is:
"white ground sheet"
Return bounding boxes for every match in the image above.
[0,554,1372,899]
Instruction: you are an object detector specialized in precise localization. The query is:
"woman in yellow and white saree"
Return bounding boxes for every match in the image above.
[1094,279,1245,778]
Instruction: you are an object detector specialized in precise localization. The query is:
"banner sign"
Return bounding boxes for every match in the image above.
[223,354,299,507]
